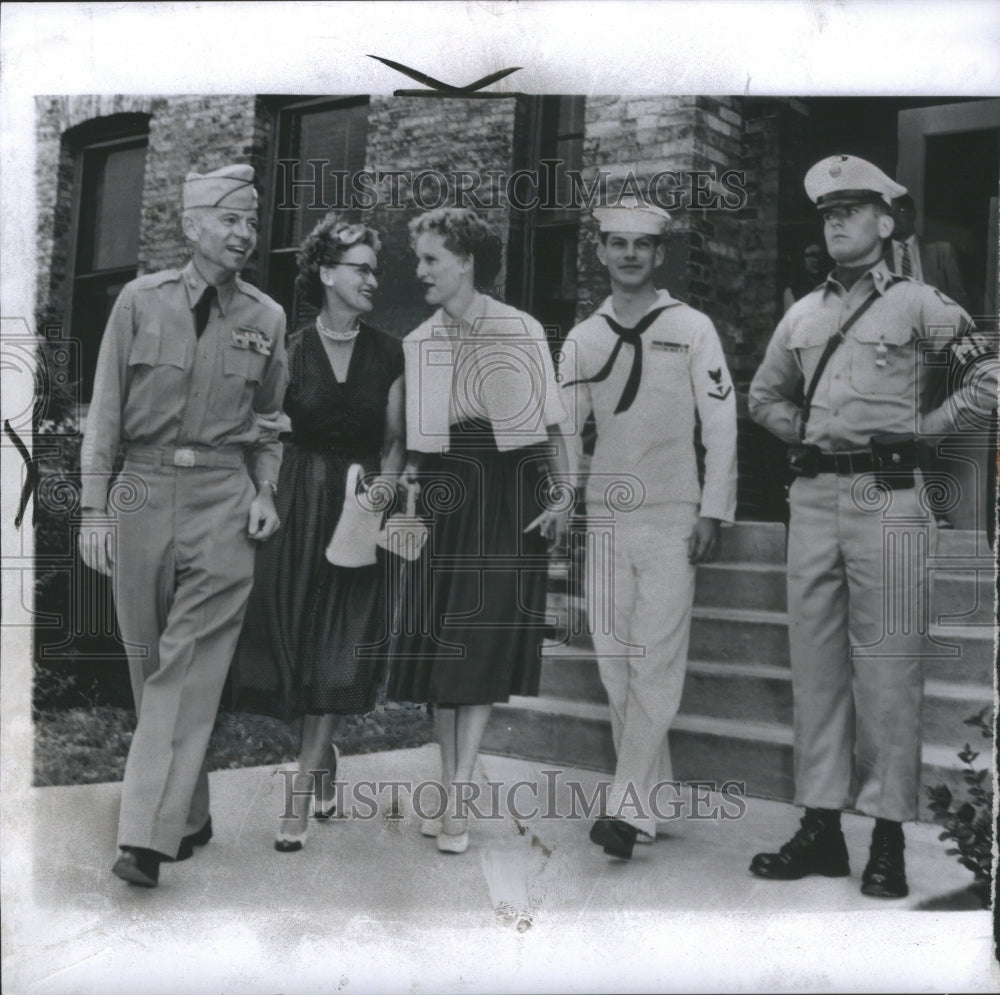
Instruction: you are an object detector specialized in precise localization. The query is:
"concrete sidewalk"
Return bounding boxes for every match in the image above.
[4,745,995,994]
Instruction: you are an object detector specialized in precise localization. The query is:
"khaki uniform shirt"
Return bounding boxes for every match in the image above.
[81,261,288,510]
[748,260,996,450]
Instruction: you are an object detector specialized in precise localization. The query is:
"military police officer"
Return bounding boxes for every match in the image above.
[79,164,288,887]
[748,155,997,898]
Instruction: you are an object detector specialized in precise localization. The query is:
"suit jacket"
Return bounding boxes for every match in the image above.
[885,236,971,311]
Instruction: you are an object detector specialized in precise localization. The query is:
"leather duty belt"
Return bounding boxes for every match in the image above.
[814,451,876,475]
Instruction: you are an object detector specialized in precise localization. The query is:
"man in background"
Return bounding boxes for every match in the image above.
[888,192,971,311]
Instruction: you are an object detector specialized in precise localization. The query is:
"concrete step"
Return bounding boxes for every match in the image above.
[545,593,995,685]
[484,695,616,775]
[716,521,788,564]
[928,568,997,627]
[689,607,790,665]
[695,562,787,612]
[924,626,996,685]
[681,661,991,745]
[689,562,994,621]
[538,642,606,703]
[538,646,992,745]
[484,698,988,820]
[935,529,995,558]
[923,680,995,744]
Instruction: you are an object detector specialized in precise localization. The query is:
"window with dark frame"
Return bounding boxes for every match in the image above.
[68,126,149,401]
[264,96,370,330]
[507,95,585,343]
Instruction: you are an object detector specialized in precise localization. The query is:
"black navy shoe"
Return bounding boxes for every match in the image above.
[112,847,162,887]
[589,817,638,860]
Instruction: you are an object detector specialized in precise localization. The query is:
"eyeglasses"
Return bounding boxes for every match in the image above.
[332,262,382,279]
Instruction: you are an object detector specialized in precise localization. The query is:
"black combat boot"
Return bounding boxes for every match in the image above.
[860,819,908,898]
[749,808,850,880]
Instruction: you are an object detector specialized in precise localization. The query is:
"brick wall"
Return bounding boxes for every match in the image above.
[139,95,262,276]
[574,95,798,364]
[576,96,698,318]
[364,97,518,337]
[688,96,745,355]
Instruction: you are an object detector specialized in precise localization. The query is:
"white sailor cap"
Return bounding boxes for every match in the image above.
[804,155,907,210]
[183,164,258,211]
[593,197,671,236]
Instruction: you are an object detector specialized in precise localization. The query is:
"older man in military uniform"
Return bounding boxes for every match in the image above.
[560,201,738,860]
[79,164,288,887]
[748,155,996,898]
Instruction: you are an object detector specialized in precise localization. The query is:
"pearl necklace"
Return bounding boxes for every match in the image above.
[316,313,360,342]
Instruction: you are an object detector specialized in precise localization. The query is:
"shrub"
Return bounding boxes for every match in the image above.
[925,707,994,909]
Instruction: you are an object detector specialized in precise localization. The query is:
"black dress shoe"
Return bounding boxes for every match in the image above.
[750,809,850,880]
[173,816,213,862]
[112,847,162,887]
[861,824,908,898]
[589,817,638,860]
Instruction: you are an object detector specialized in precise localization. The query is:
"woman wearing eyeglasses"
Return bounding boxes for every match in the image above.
[388,207,569,854]
[234,213,405,852]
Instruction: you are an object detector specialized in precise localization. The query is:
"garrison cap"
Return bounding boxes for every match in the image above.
[804,155,907,211]
[183,164,258,211]
[593,197,671,237]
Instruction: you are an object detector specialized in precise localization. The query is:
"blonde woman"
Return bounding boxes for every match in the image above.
[389,208,569,854]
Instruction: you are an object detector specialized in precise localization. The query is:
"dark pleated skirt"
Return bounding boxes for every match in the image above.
[387,420,552,705]
[233,443,392,718]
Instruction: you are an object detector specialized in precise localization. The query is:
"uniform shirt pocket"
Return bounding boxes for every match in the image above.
[849,323,914,397]
[788,320,833,386]
[126,327,189,413]
[211,345,267,425]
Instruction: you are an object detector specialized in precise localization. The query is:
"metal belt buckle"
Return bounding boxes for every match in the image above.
[173,448,196,467]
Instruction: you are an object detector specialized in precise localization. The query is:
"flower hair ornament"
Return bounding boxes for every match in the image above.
[333,223,368,247]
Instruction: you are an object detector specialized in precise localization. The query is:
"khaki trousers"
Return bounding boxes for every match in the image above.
[113,460,256,856]
[588,504,698,835]
[787,472,933,823]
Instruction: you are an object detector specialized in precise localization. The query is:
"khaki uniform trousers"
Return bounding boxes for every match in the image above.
[113,457,257,857]
[588,504,698,835]
[787,472,933,823]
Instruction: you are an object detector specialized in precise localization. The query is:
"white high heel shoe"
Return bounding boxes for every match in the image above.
[274,819,309,852]
[437,815,469,854]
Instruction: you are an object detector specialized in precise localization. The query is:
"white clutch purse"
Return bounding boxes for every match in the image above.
[376,483,428,561]
[325,464,385,567]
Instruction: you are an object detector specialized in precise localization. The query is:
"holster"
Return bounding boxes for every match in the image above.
[870,433,917,490]
[787,443,821,479]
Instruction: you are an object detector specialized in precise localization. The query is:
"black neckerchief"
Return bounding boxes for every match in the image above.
[564,305,670,414]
